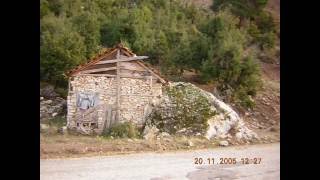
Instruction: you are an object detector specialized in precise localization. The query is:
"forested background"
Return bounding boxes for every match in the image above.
[40,0,279,108]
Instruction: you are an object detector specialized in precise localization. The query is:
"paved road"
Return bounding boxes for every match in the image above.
[40,143,279,180]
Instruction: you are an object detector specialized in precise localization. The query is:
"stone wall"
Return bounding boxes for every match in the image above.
[67,75,163,132]
[119,78,162,126]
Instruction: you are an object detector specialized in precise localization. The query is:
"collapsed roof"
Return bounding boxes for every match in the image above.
[66,43,167,84]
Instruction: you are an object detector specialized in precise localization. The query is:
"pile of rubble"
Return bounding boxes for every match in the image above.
[40,85,67,122]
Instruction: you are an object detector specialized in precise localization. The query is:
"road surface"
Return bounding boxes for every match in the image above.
[40,143,279,180]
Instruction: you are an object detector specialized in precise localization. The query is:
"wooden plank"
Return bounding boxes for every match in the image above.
[136,61,167,84]
[70,48,118,76]
[96,56,148,64]
[102,105,112,130]
[77,73,116,77]
[116,50,121,123]
[80,67,116,74]
[119,70,145,78]
[120,67,148,72]
[119,62,145,71]
[111,110,116,126]
[120,74,148,79]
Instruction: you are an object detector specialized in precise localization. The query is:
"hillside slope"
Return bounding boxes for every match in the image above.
[187,0,280,142]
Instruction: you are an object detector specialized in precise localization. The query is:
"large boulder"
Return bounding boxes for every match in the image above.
[145,82,215,136]
[143,125,160,141]
[202,88,258,140]
[145,82,258,142]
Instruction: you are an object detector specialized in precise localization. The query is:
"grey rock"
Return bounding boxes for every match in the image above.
[219,140,229,146]
[143,126,159,141]
[43,100,53,104]
[177,128,186,133]
[144,82,258,141]
[58,126,68,134]
[159,132,171,138]
[40,124,50,132]
[187,140,194,147]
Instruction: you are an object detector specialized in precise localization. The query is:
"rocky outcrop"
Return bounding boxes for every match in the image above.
[40,85,67,122]
[40,85,59,99]
[145,82,214,136]
[201,87,258,141]
[145,82,258,142]
[143,125,160,141]
[40,96,67,121]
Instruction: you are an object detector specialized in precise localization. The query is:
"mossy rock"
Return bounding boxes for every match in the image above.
[146,82,217,136]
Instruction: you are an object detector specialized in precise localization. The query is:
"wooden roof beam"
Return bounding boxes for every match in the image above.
[79,67,117,74]
[96,56,148,64]
[76,74,116,77]
[136,61,167,84]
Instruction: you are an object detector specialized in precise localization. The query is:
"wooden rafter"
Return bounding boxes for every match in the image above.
[67,43,168,84]
[79,67,117,74]
[136,61,167,84]
[116,50,121,123]
[77,74,116,77]
[96,56,148,64]
[68,48,118,76]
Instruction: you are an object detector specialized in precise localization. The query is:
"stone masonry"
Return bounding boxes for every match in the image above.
[67,75,163,134]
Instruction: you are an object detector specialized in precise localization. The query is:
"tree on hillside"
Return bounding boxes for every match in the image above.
[40,15,86,86]
[72,12,101,59]
[200,11,261,108]
[211,0,268,25]
[39,0,263,108]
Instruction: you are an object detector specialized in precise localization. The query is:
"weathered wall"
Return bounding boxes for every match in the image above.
[67,75,162,133]
[67,75,116,132]
[119,78,162,126]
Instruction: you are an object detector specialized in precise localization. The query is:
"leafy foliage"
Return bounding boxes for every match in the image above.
[211,0,268,20]
[40,0,276,108]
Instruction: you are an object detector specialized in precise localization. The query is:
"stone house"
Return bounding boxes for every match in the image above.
[66,44,167,134]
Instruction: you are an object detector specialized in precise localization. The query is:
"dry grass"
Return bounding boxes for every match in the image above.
[40,134,219,159]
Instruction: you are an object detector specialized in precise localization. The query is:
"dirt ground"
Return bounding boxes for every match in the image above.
[40,134,221,159]
[40,132,278,159]
[245,62,280,141]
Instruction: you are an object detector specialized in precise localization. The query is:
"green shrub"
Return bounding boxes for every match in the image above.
[258,32,276,50]
[233,56,262,108]
[49,116,67,128]
[102,122,140,138]
[255,11,276,34]
[55,87,68,98]
[233,86,255,109]
[247,22,261,43]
